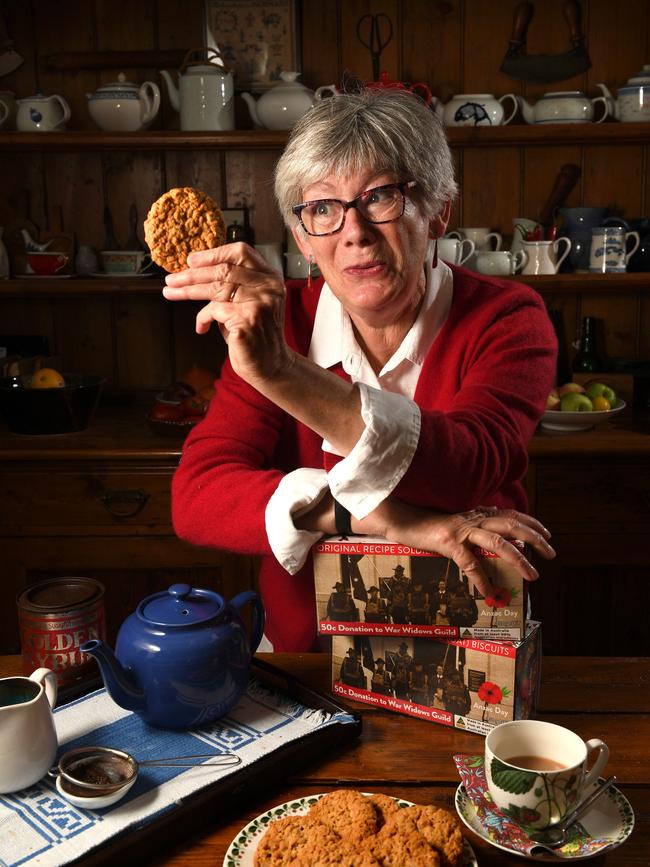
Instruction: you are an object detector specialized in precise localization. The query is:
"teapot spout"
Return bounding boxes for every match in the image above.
[159,69,180,112]
[516,96,534,124]
[241,92,262,127]
[81,639,145,713]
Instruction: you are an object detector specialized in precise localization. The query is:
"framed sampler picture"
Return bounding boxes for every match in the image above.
[205,0,300,92]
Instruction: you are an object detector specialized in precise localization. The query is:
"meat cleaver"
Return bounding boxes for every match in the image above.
[500,0,591,84]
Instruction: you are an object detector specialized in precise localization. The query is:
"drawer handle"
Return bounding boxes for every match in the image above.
[100,489,150,518]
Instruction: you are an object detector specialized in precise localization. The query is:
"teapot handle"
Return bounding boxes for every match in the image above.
[52,95,71,129]
[180,46,230,73]
[230,590,265,654]
[139,81,161,124]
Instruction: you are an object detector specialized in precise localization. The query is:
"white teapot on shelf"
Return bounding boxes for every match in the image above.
[87,73,160,131]
[241,72,319,130]
[160,47,234,131]
[517,90,612,124]
[432,93,518,127]
[598,66,650,122]
[16,92,70,131]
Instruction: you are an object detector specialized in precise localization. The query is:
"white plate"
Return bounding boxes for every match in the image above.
[224,792,478,867]
[541,399,626,432]
[455,781,634,861]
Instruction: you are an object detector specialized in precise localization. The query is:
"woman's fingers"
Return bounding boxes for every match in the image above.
[476,515,556,561]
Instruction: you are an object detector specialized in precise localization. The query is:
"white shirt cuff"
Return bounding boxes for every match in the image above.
[265,468,329,574]
[328,382,421,519]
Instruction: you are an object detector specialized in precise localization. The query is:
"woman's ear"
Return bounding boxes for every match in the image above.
[290,224,314,259]
[429,198,453,239]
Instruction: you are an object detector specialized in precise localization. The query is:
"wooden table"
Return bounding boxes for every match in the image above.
[2,654,648,864]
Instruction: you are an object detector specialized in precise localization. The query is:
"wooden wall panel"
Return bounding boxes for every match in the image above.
[164,150,224,205]
[578,292,639,361]
[402,0,462,101]
[42,153,104,251]
[53,297,114,382]
[171,303,228,379]
[102,152,163,250]
[224,150,284,243]
[586,0,649,93]
[0,299,55,350]
[521,145,582,230]
[340,0,400,84]
[301,0,340,91]
[462,0,521,96]
[583,146,644,217]
[114,296,172,388]
[458,147,520,239]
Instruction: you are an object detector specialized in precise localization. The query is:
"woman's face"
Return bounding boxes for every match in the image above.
[292,168,450,327]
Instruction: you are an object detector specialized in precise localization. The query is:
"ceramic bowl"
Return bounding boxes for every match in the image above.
[55,773,135,808]
[0,374,105,435]
[541,399,626,432]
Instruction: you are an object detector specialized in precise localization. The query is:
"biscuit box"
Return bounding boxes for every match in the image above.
[313,535,527,641]
[331,621,541,737]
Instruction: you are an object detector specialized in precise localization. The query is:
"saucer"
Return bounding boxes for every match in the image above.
[89,271,156,278]
[16,274,74,279]
[224,792,478,866]
[455,782,634,861]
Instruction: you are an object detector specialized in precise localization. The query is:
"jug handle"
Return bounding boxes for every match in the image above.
[591,94,610,124]
[29,667,58,709]
[53,95,71,129]
[499,93,518,126]
[230,590,265,654]
[140,81,161,124]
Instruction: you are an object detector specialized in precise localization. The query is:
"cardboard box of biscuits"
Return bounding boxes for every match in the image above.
[331,621,541,736]
[313,535,527,641]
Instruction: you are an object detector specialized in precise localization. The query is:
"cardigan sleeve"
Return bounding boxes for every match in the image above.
[392,279,557,513]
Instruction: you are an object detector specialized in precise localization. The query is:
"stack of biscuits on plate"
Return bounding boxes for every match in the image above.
[254,789,465,866]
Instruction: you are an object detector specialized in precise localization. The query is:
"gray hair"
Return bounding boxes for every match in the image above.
[274,89,457,228]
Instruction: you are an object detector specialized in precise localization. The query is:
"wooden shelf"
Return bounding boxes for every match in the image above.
[2,272,649,297]
[2,122,650,152]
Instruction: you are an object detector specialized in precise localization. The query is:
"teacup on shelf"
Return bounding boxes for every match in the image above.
[98,250,154,275]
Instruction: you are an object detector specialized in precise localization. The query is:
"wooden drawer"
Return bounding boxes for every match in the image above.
[533,462,650,533]
[0,465,175,532]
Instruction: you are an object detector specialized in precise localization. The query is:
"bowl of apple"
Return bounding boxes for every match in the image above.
[541,380,626,432]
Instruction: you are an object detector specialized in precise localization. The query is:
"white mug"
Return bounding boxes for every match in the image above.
[437,237,475,266]
[485,719,609,830]
[475,249,527,276]
[0,668,58,793]
[446,227,503,252]
[589,227,641,273]
[521,238,571,275]
[255,243,283,274]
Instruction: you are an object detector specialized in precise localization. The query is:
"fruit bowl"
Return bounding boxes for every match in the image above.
[0,374,105,435]
[541,399,626,433]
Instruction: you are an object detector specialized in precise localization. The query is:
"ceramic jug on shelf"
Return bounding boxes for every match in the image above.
[558,207,612,272]
[16,92,70,131]
[521,238,571,275]
[160,47,234,131]
[598,66,650,122]
[242,72,317,130]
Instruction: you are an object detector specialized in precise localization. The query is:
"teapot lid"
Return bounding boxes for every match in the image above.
[138,583,224,626]
[627,64,650,85]
[97,72,139,92]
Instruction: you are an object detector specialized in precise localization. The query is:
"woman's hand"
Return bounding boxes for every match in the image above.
[356,499,555,598]
[162,243,293,389]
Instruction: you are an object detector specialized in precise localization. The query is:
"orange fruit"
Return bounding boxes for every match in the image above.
[180,365,215,394]
[30,368,65,389]
[591,395,611,411]
[198,384,216,401]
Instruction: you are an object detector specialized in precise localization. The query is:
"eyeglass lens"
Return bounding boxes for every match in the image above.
[300,184,405,235]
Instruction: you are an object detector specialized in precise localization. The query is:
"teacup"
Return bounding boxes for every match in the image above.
[446,227,503,251]
[485,719,609,830]
[589,226,641,273]
[437,237,475,266]
[99,250,154,275]
[26,251,69,276]
[475,249,527,276]
[0,668,58,793]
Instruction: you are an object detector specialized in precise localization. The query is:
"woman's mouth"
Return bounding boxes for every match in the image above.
[344,261,385,277]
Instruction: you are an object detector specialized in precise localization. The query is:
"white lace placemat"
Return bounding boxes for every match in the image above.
[0,679,356,867]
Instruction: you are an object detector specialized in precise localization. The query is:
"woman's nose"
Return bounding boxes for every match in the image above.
[341,205,375,241]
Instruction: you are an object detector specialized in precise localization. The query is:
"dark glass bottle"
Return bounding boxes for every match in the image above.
[572,316,603,373]
[547,307,572,385]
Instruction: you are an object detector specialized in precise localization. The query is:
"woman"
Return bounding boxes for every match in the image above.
[162,89,557,651]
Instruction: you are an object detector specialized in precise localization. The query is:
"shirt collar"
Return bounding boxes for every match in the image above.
[308,240,453,374]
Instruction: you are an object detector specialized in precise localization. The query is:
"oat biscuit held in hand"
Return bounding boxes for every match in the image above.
[143,187,226,273]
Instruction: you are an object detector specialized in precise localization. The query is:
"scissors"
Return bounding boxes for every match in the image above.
[356,13,393,81]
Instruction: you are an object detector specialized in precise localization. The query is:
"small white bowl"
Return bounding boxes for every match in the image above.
[541,399,626,432]
[55,773,136,808]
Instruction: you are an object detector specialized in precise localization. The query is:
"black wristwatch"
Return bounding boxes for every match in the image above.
[334,498,353,537]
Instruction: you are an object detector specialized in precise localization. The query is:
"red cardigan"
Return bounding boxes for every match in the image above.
[172,266,557,651]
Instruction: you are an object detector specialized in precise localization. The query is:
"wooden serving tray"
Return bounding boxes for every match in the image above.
[58,656,362,866]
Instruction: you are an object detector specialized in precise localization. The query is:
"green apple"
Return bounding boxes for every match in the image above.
[558,382,586,396]
[560,392,593,412]
[584,381,617,406]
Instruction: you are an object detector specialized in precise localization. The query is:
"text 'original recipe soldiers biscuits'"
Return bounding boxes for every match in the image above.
[143,187,226,272]
[253,789,466,867]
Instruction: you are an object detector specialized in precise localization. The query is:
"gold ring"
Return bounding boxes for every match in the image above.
[228,285,239,302]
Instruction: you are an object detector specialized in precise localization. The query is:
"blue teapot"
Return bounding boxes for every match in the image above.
[81,584,264,729]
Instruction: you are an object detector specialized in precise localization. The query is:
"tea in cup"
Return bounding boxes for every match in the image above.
[0,668,58,793]
[485,719,609,829]
[26,251,69,276]
[475,250,527,276]
[437,237,475,266]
